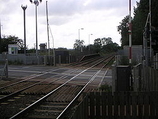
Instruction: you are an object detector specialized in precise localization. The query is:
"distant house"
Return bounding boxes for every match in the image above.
[39,43,46,51]
[8,44,19,54]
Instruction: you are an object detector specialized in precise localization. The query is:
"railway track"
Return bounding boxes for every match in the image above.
[0,55,114,119]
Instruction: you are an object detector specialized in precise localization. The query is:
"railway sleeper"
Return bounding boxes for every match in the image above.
[24,103,68,119]
[0,91,11,94]
[27,115,57,119]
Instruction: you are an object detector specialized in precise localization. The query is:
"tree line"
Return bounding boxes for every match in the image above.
[0,35,24,53]
[118,0,158,49]
[73,37,120,54]
[0,35,120,55]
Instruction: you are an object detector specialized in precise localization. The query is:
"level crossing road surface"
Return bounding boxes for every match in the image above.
[6,65,112,87]
[0,61,113,118]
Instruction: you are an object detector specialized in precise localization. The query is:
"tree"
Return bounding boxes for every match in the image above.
[132,0,148,45]
[118,0,158,47]
[93,37,119,53]
[93,38,102,53]
[117,16,130,47]
[102,42,120,53]
[94,37,112,46]
[0,35,24,53]
[102,37,113,45]
[73,39,84,50]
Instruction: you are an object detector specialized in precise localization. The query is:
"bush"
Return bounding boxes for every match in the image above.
[99,84,112,92]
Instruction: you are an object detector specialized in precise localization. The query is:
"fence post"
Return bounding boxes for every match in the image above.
[5,59,8,78]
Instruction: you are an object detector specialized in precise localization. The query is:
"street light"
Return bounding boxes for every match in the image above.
[0,21,1,40]
[30,0,42,57]
[89,34,93,52]
[78,28,84,52]
[0,21,2,53]
[78,28,84,40]
[128,0,132,64]
[21,5,27,55]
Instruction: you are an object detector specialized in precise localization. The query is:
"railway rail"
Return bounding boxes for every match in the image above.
[0,55,114,119]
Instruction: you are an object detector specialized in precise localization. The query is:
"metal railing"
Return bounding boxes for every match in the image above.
[0,59,8,79]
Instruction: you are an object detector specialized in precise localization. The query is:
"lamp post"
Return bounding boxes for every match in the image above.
[128,0,132,64]
[89,34,93,52]
[0,21,1,53]
[0,21,1,40]
[149,0,152,64]
[21,5,27,55]
[46,1,50,56]
[78,28,84,52]
[30,0,42,57]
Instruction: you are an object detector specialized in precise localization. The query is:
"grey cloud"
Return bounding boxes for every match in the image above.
[37,0,85,16]
[36,0,127,26]
[0,0,138,27]
[0,1,19,15]
[46,0,128,16]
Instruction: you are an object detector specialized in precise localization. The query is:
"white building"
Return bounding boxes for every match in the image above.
[8,44,19,54]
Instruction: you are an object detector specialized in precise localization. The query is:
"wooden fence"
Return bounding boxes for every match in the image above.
[142,67,158,91]
[72,92,158,119]
[133,64,158,91]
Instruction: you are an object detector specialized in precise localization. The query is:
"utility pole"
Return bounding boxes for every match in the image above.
[21,5,27,55]
[30,0,42,57]
[78,28,84,52]
[149,0,152,64]
[129,0,132,64]
[49,26,56,66]
[89,34,93,53]
[0,21,1,40]
[0,21,1,53]
[46,1,50,56]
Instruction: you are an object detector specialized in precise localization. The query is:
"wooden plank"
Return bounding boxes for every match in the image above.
[83,95,88,119]
[138,92,144,118]
[156,71,158,91]
[150,92,156,118]
[144,92,149,119]
[96,92,101,119]
[114,92,119,118]
[120,92,125,118]
[125,92,131,118]
[131,92,137,119]
[150,92,154,117]
[102,92,106,118]
[156,92,158,117]
[107,92,113,118]
[89,92,95,119]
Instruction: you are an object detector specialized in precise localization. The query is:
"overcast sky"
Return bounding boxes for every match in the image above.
[0,0,140,49]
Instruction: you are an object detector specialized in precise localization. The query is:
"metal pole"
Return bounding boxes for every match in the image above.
[5,59,8,78]
[149,0,152,64]
[78,29,80,41]
[0,21,1,40]
[21,5,27,55]
[0,21,1,53]
[30,0,42,64]
[78,28,84,52]
[49,25,56,66]
[129,0,132,64]
[35,5,38,57]
[89,34,93,52]
[46,1,50,56]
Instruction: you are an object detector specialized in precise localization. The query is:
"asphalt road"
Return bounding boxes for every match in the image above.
[7,65,112,86]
